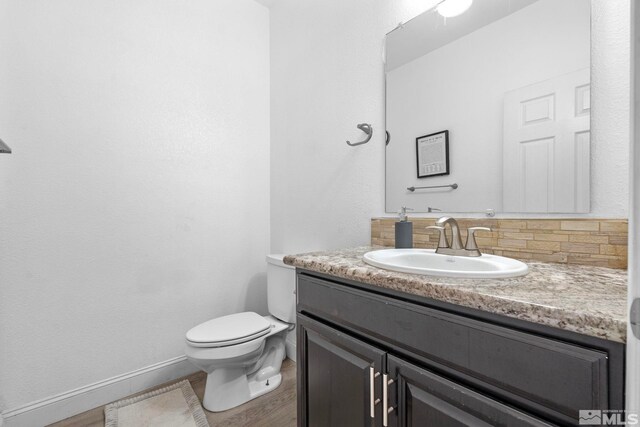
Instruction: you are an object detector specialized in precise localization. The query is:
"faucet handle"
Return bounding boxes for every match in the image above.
[426,226,449,249]
[465,227,492,251]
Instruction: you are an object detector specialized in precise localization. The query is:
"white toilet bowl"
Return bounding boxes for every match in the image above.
[185,312,290,412]
[185,254,296,412]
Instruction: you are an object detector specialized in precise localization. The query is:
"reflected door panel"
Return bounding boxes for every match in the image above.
[503,68,590,213]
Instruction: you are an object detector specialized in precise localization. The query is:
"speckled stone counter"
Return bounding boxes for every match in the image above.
[284,246,628,343]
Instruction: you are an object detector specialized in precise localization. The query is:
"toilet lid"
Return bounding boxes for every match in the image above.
[186,312,271,346]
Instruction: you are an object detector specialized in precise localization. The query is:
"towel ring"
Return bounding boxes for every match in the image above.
[346,123,373,146]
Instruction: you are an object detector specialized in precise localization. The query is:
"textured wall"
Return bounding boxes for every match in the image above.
[0,0,270,410]
[591,0,631,218]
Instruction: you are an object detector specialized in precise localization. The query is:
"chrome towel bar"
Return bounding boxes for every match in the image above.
[407,183,458,192]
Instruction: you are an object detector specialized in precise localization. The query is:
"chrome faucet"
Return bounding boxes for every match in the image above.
[436,217,465,251]
[426,217,491,257]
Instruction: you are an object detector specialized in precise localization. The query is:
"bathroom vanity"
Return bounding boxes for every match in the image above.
[286,247,627,427]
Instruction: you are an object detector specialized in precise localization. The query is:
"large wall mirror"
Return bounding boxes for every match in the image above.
[385,0,591,214]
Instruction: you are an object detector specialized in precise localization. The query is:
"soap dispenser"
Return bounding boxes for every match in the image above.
[395,207,414,248]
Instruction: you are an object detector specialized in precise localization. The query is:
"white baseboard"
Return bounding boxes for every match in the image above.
[1,355,198,427]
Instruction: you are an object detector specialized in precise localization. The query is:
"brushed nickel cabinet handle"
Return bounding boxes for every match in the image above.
[382,374,395,426]
[370,367,375,418]
[370,367,381,418]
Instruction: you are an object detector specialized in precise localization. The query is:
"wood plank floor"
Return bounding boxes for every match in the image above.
[48,359,297,427]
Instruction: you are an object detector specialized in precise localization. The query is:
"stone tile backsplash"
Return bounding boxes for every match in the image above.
[371,218,628,269]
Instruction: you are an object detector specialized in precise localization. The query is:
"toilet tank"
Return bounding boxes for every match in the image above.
[266,254,296,323]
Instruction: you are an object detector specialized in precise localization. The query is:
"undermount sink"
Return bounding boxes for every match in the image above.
[363,249,529,279]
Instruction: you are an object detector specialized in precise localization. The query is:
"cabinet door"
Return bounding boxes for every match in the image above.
[298,315,386,427]
[387,356,556,427]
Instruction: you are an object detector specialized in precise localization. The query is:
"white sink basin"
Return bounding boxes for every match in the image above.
[363,249,528,279]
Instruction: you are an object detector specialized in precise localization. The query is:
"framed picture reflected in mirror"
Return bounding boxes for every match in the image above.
[416,130,449,178]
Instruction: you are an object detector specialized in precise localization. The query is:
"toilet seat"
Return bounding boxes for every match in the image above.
[185,315,290,361]
[186,312,271,348]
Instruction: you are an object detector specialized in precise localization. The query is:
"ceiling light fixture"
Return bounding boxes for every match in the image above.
[437,0,473,18]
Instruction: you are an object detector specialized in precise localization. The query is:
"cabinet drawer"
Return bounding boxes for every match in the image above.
[297,274,609,425]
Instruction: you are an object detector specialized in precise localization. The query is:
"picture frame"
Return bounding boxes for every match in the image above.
[416,130,449,178]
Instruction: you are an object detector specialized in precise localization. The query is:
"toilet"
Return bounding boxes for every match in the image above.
[185,254,296,412]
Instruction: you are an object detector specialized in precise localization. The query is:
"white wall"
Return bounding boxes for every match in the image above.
[270,0,440,254]
[0,0,269,413]
[386,0,591,213]
[270,0,629,242]
[591,0,631,218]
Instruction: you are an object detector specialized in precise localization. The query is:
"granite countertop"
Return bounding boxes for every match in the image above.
[284,246,628,343]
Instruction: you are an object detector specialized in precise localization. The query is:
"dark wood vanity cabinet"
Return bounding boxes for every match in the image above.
[296,270,625,427]
[299,316,385,426]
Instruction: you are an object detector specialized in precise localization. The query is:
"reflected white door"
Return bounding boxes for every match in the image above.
[503,68,590,213]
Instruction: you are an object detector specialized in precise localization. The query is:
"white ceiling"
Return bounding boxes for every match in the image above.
[386,0,539,71]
